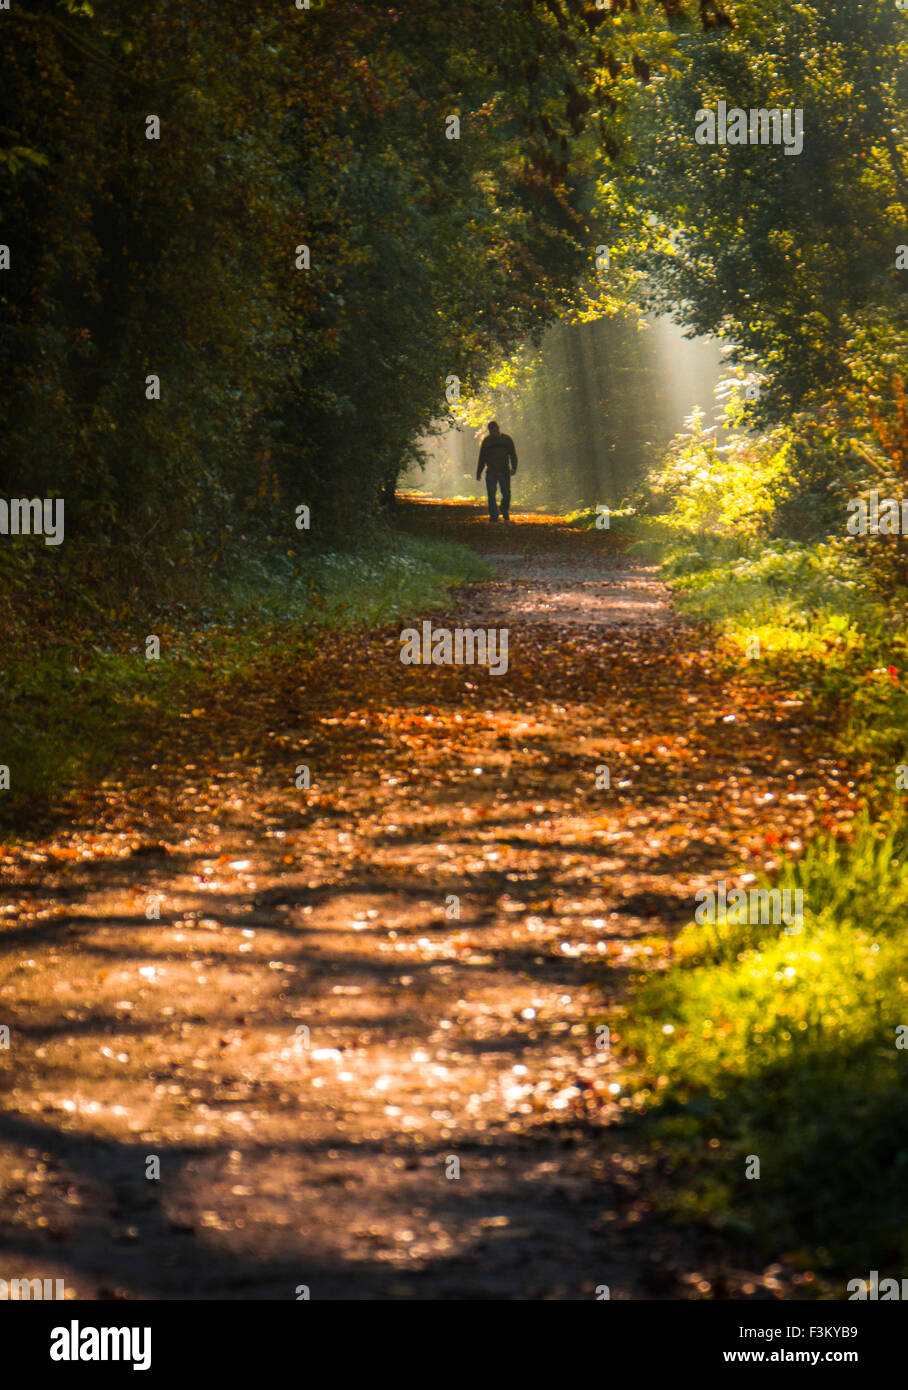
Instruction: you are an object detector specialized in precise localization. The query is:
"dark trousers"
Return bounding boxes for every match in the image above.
[485,468,511,521]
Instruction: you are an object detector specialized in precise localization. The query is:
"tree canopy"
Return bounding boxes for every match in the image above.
[1,0,905,569]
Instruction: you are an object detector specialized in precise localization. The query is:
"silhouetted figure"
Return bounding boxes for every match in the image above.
[476,421,518,523]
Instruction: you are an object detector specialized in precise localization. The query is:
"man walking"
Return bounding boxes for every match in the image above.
[476,421,518,523]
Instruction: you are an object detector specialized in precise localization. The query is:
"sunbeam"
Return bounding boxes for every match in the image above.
[406,315,725,510]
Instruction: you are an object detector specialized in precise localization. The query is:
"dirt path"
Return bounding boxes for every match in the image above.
[0,504,857,1299]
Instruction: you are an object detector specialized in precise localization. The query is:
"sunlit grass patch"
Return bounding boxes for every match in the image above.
[623,814,908,1274]
[647,528,908,776]
[563,504,638,532]
[719,614,865,663]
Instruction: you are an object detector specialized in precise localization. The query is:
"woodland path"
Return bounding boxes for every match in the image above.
[0,501,854,1299]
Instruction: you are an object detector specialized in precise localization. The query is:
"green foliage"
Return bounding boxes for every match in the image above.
[624,0,908,423]
[624,813,908,1275]
[3,0,904,567]
[564,504,638,531]
[0,0,656,556]
[626,398,908,1274]
[643,376,795,534]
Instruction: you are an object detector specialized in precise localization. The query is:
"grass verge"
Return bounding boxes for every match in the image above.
[0,529,488,829]
[619,521,908,1290]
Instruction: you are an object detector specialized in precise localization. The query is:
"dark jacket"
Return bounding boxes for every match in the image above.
[477,432,517,479]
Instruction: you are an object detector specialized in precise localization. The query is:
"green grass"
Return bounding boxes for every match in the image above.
[618,517,908,1285]
[647,527,908,780]
[562,504,638,532]
[0,530,488,827]
[623,815,908,1280]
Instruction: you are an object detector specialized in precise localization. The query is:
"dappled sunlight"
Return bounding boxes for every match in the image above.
[0,505,860,1298]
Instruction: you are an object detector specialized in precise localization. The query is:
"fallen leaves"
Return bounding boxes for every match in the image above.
[0,504,864,1300]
